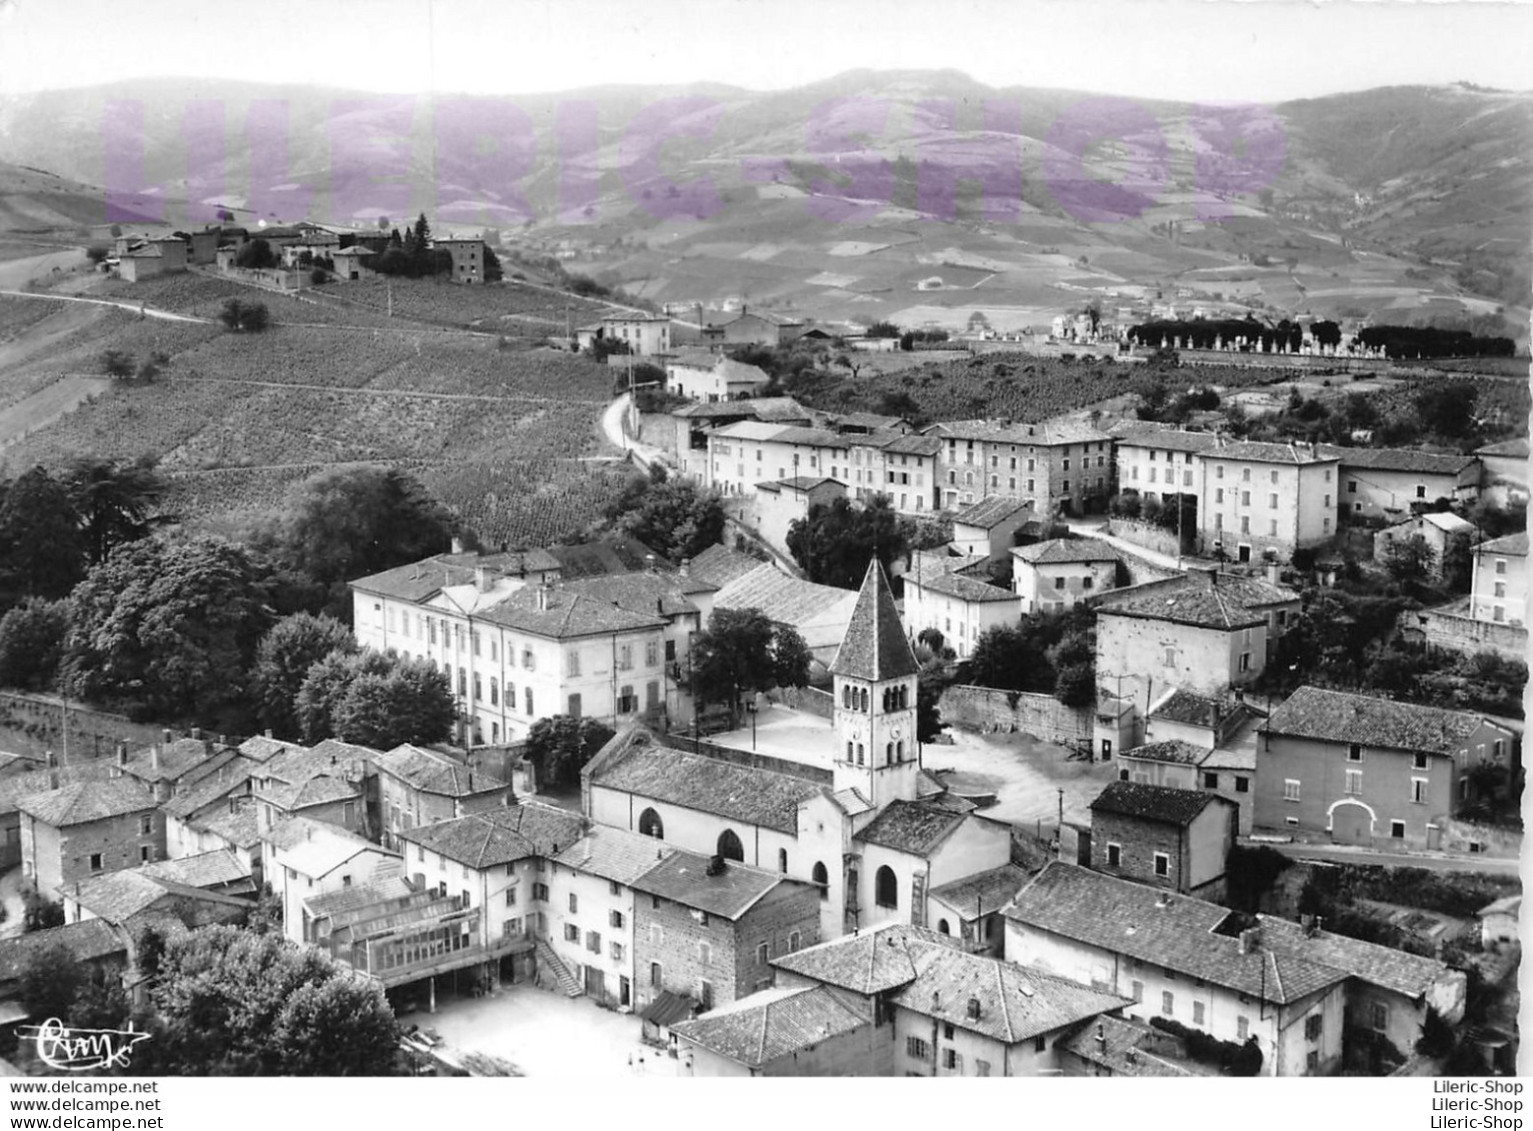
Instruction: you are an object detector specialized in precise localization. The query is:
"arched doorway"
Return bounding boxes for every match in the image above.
[937,919,950,935]
[638,808,664,839]
[874,865,897,910]
[717,828,744,862]
[811,861,828,899]
[1328,799,1376,846]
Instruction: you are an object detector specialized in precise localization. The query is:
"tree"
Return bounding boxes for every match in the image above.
[608,470,725,564]
[0,598,70,690]
[19,942,82,1023]
[64,536,275,723]
[310,267,329,285]
[786,496,907,590]
[248,466,458,620]
[0,467,87,605]
[141,925,398,1076]
[331,656,456,748]
[252,613,358,738]
[235,238,275,270]
[482,245,504,282]
[23,895,65,932]
[689,608,811,723]
[1414,382,1478,439]
[1415,1006,1457,1059]
[101,349,135,378]
[218,298,271,332]
[294,649,381,744]
[1383,534,1436,586]
[524,715,616,789]
[865,320,901,339]
[964,624,1047,693]
[85,245,109,265]
[64,456,168,565]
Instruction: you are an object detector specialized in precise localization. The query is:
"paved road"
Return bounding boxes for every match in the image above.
[0,287,207,323]
[600,393,667,467]
[1263,840,1520,875]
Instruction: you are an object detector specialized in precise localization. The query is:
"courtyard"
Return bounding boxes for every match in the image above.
[708,703,1116,833]
[424,981,681,1078]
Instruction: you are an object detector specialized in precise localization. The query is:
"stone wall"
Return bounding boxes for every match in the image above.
[937,685,1092,747]
[1438,816,1523,857]
[1107,519,1181,559]
[776,685,834,720]
[0,692,169,763]
[1399,606,1529,663]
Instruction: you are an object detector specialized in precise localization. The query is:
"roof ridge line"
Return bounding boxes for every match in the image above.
[994,960,1014,1043]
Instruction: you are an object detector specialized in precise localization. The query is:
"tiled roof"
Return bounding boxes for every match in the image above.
[853,800,966,855]
[1262,686,1500,755]
[0,920,126,983]
[1256,915,1455,1000]
[237,735,306,763]
[16,778,156,827]
[1151,688,1236,728]
[714,357,771,386]
[123,737,228,784]
[1111,426,1221,454]
[257,773,360,813]
[771,426,851,450]
[928,863,1031,920]
[906,568,1019,604]
[829,560,919,681]
[830,411,907,432]
[927,417,1110,446]
[189,804,260,849]
[1004,864,1348,1004]
[714,563,858,630]
[868,432,943,457]
[139,849,251,889]
[1478,895,1521,918]
[400,803,586,868]
[910,549,991,577]
[562,569,714,618]
[1476,437,1530,459]
[635,851,802,919]
[1012,538,1118,565]
[952,495,1031,531]
[688,544,770,589]
[64,870,250,925]
[712,420,792,443]
[1093,571,1297,630]
[670,985,871,1069]
[673,397,811,423]
[260,743,378,788]
[772,924,960,995]
[1120,740,1211,767]
[1322,446,1478,475]
[477,585,665,639]
[1208,440,1338,466]
[1057,1015,1197,1077]
[588,731,823,835]
[376,745,508,798]
[554,825,675,886]
[264,814,380,858]
[1089,780,1224,826]
[892,947,1129,1044]
[1477,531,1528,556]
[0,763,115,818]
[303,876,416,920]
[758,476,842,493]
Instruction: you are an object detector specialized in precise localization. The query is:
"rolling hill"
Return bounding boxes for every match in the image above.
[0,72,1526,340]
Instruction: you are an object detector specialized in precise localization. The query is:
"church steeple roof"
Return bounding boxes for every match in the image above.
[829,559,919,682]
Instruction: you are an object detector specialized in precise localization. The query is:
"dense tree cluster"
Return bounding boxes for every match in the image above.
[293,646,455,748]
[961,608,1097,706]
[599,465,724,565]
[524,715,616,788]
[688,607,812,724]
[365,214,455,279]
[787,496,908,591]
[1356,325,1515,359]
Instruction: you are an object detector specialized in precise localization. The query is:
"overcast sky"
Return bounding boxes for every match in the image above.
[2,0,1531,102]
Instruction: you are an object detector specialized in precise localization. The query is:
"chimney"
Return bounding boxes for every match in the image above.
[1238,927,1262,955]
[1265,562,1281,585]
[931,991,940,1011]
[1125,1047,1138,1065]
[152,745,162,773]
[706,854,726,877]
[536,585,550,612]
[265,728,273,739]
[475,566,491,592]
[645,554,657,574]
[117,741,129,767]
[190,726,202,741]
[679,558,690,579]
[451,536,465,555]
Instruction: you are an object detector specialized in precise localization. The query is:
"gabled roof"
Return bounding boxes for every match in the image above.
[853,799,967,856]
[868,432,943,457]
[586,729,824,835]
[1119,739,1211,767]
[687,544,770,590]
[399,803,587,868]
[670,985,871,1069]
[553,825,675,886]
[376,745,508,798]
[906,567,1019,604]
[713,562,858,630]
[952,495,1031,531]
[349,549,558,603]
[1477,531,1528,557]
[477,586,665,639]
[1255,914,1458,1001]
[0,763,116,818]
[1012,538,1118,565]
[162,765,254,820]
[122,737,229,784]
[1004,864,1348,1005]
[263,816,389,878]
[928,863,1031,920]
[16,778,156,827]
[829,560,919,680]
[1322,446,1479,475]
[757,476,842,494]
[63,870,251,925]
[673,397,810,423]
[0,920,126,984]
[257,773,361,813]
[1089,780,1226,827]
[1057,1015,1198,1077]
[1110,425,1220,455]
[139,849,251,890]
[926,417,1109,446]
[237,735,307,763]
[560,569,716,617]
[772,923,959,995]
[1476,437,1529,459]
[635,851,805,920]
[1262,686,1503,755]
[1207,440,1338,466]
[1093,571,1298,631]
[543,537,673,579]
[189,804,260,850]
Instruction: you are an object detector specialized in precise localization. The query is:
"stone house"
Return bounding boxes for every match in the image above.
[1196,440,1338,562]
[1087,780,1237,899]
[1469,531,1527,628]
[950,496,1034,563]
[903,551,1020,660]
[374,744,511,852]
[1327,447,1480,522]
[1011,537,1118,614]
[17,778,162,900]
